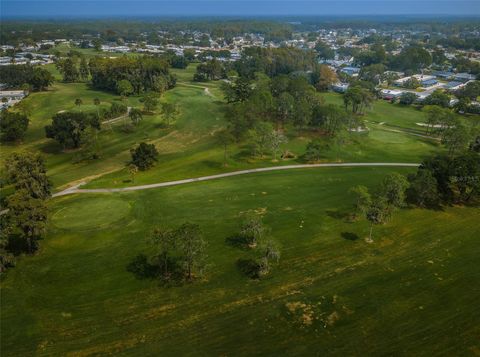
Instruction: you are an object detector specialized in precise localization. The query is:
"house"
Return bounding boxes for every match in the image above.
[394,74,435,87]
[340,66,360,77]
[0,90,26,109]
[433,71,455,80]
[420,79,438,88]
[443,81,466,91]
[454,73,476,82]
[379,89,404,100]
[331,82,350,93]
[0,91,26,101]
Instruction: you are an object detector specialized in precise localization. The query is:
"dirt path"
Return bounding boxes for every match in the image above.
[52,162,419,197]
[102,106,132,126]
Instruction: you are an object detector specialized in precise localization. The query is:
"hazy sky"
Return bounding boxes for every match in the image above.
[2,0,480,18]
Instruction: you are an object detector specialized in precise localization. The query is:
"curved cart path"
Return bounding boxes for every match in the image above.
[52,162,420,197]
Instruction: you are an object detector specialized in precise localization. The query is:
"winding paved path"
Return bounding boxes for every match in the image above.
[52,162,419,198]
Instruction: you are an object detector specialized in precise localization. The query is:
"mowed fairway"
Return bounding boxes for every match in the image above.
[2,167,479,356]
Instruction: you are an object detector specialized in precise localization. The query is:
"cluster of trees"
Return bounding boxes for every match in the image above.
[55,56,89,82]
[224,74,351,140]
[0,65,53,91]
[351,172,410,241]
[343,86,375,115]
[0,111,29,142]
[422,105,477,156]
[351,143,479,242]
[1,153,52,273]
[88,56,176,95]
[408,152,479,207]
[227,214,280,279]
[235,47,317,79]
[127,223,207,283]
[194,58,227,81]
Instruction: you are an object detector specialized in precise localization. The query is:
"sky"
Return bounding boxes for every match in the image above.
[2,0,480,18]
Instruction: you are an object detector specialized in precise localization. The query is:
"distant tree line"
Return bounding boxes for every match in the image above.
[88,56,176,95]
[0,64,53,91]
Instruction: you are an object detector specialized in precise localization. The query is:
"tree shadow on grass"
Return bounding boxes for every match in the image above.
[201,160,223,170]
[341,232,360,241]
[126,254,159,279]
[225,234,252,250]
[126,254,186,286]
[325,209,353,222]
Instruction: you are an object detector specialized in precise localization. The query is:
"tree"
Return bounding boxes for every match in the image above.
[274,92,294,129]
[221,77,252,103]
[130,142,158,170]
[215,128,235,167]
[420,153,480,204]
[258,239,281,276]
[0,111,29,142]
[161,102,179,125]
[268,130,287,161]
[312,65,337,91]
[6,189,48,254]
[116,79,134,98]
[89,56,175,95]
[4,152,52,199]
[177,223,207,281]
[129,107,143,126]
[315,40,335,60]
[79,56,89,81]
[57,57,80,82]
[359,64,385,85]
[45,111,94,149]
[424,90,450,108]
[454,97,470,113]
[75,98,83,106]
[403,78,420,89]
[442,123,472,156]
[380,172,409,208]
[350,185,372,218]
[150,227,176,280]
[248,122,273,158]
[365,196,390,242]
[422,105,453,136]
[240,214,267,248]
[344,86,373,115]
[304,139,327,163]
[399,92,418,105]
[92,38,103,51]
[407,169,439,207]
[143,94,158,113]
[0,65,53,91]
[0,216,15,273]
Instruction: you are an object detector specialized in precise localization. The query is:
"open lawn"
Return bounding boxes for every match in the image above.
[1,167,479,356]
[320,92,478,134]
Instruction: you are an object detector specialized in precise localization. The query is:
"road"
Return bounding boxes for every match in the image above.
[52,162,420,197]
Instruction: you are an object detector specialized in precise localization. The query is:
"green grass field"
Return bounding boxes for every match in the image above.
[1,62,480,356]
[2,167,479,356]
